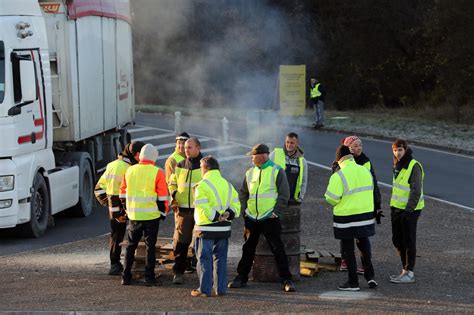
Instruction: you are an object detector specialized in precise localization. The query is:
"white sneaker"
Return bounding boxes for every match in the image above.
[389,269,407,281]
[391,270,415,283]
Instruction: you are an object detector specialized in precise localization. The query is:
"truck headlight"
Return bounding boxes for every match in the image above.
[0,199,12,209]
[0,175,14,192]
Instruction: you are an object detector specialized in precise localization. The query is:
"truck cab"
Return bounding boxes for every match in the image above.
[0,0,134,237]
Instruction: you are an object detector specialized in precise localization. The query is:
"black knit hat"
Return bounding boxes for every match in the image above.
[176,132,190,141]
[335,145,351,162]
[122,141,145,164]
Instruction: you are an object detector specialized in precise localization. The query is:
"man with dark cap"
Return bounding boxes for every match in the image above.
[95,141,145,275]
[325,145,377,291]
[228,143,295,293]
[389,139,424,284]
[165,132,190,184]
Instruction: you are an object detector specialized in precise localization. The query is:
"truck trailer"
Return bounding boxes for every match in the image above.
[0,0,134,237]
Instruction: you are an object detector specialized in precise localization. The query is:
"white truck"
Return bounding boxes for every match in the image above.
[0,0,134,237]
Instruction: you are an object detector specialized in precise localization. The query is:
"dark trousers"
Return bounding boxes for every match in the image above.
[123,219,160,281]
[236,216,292,283]
[391,209,420,271]
[173,209,195,275]
[341,237,374,286]
[110,219,126,266]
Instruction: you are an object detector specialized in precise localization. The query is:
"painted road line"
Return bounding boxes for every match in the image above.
[127,127,156,134]
[201,144,240,153]
[137,123,474,211]
[133,124,175,133]
[319,291,371,300]
[360,137,474,159]
[218,155,248,162]
[155,138,213,150]
[310,161,474,212]
[133,132,175,142]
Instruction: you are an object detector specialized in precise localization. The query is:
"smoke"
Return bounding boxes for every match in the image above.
[131,0,315,109]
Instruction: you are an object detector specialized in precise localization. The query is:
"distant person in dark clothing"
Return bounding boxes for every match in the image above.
[309,77,325,129]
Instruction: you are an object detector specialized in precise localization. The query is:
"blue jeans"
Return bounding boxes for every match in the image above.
[195,237,229,295]
[313,100,325,126]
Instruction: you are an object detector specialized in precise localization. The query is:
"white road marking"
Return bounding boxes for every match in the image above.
[201,144,240,153]
[155,138,212,150]
[136,123,474,211]
[127,127,156,133]
[359,136,474,159]
[319,291,372,300]
[133,132,175,142]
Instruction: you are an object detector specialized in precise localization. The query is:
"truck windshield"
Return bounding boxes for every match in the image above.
[0,41,4,103]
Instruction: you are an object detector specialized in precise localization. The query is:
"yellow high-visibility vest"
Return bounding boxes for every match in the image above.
[310,83,321,98]
[169,166,202,208]
[325,158,374,217]
[125,164,163,220]
[245,163,280,220]
[193,170,240,231]
[390,159,424,211]
[96,159,130,195]
[272,148,304,200]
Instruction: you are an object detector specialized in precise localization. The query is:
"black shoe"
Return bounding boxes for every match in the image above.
[228,276,247,288]
[283,280,295,292]
[108,264,123,276]
[338,282,360,291]
[368,279,378,289]
[121,276,132,286]
[145,278,158,287]
[184,265,196,274]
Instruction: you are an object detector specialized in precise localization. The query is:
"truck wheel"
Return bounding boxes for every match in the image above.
[20,173,50,238]
[68,156,93,217]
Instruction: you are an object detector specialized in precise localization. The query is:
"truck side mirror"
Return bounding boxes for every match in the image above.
[19,60,37,102]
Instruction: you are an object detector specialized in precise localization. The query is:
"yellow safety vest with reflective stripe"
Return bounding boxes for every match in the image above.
[193,170,240,232]
[325,158,374,217]
[170,166,202,209]
[96,159,130,196]
[125,164,162,220]
[390,159,424,211]
[245,163,279,220]
[170,151,185,164]
[272,148,304,200]
[310,83,321,98]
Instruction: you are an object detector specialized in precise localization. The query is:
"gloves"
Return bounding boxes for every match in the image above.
[170,199,179,213]
[374,210,384,224]
[113,209,127,223]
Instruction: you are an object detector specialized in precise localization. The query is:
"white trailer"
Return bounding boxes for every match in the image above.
[0,0,134,237]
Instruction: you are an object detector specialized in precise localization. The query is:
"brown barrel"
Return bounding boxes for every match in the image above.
[253,203,301,282]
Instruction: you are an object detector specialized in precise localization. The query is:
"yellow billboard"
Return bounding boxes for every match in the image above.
[279,65,306,115]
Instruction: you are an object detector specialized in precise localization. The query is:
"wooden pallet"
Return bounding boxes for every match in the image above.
[305,250,341,272]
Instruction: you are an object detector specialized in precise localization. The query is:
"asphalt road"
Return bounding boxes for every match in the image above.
[1,111,472,256]
[136,112,474,209]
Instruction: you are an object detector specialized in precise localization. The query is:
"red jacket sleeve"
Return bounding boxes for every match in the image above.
[155,169,169,213]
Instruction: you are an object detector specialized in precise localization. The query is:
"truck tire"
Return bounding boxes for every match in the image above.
[68,154,94,217]
[20,173,50,238]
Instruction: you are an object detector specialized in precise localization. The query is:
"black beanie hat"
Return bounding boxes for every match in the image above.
[122,141,146,164]
[335,145,351,162]
[176,132,190,141]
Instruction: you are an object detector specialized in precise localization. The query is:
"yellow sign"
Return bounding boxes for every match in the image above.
[279,65,306,115]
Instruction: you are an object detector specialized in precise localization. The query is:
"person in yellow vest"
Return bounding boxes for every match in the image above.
[228,143,295,293]
[309,77,325,129]
[191,156,240,297]
[94,141,145,276]
[269,132,308,204]
[168,137,203,284]
[165,132,190,184]
[325,145,377,291]
[337,136,383,274]
[119,144,168,286]
[389,139,424,284]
